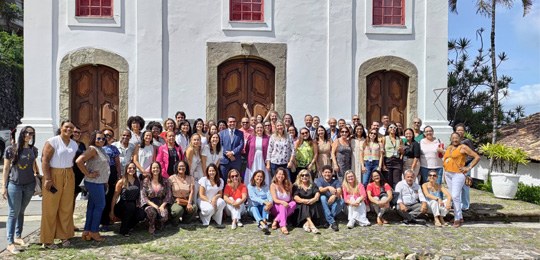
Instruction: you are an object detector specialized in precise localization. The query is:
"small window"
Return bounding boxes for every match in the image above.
[230,0,264,22]
[76,0,113,17]
[372,0,404,26]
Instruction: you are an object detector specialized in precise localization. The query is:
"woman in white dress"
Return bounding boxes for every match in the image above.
[244,123,271,185]
[132,131,155,180]
[198,164,225,226]
[186,133,206,202]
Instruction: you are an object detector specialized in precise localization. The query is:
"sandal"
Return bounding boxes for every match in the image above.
[453,220,462,228]
[280,226,289,235]
[271,221,279,230]
[42,243,59,250]
[310,226,320,234]
[61,239,71,247]
[303,224,311,233]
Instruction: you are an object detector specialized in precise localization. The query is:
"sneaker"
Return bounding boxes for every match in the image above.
[231,222,237,230]
[347,219,355,229]
[14,238,26,246]
[42,243,59,250]
[357,220,371,227]
[7,244,20,255]
[414,219,427,225]
[331,222,339,231]
[237,221,243,227]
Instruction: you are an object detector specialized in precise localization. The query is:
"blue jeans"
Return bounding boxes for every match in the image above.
[6,182,35,244]
[461,171,471,210]
[419,167,443,185]
[249,204,269,223]
[363,160,379,187]
[84,181,106,232]
[319,195,344,225]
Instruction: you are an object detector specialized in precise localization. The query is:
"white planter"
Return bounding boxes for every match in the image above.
[491,172,520,199]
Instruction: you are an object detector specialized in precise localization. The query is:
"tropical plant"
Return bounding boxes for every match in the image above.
[479,143,529,174]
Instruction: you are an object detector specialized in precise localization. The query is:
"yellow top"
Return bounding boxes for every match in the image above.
[443,145,467,173]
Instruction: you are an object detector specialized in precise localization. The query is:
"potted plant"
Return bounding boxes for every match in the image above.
[479,143,530,199]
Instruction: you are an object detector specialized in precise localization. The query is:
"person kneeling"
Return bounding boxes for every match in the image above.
[315,165,344,231]
[110,162,145,236]
[395,170,428,225]
[422,170,452,227]
[224,169,247,230]
[168,161,198,226]
[293,170,323,234]
[198,164,226,226]
[247,170,273,234]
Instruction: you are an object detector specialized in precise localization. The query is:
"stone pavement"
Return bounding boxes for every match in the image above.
[1,158,539,259]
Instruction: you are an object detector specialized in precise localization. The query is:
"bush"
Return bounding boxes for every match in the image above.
[515,183,540,205]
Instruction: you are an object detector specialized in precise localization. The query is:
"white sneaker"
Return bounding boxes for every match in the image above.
[237,221,243,227]
[7,244,20,255]
[14,238,26,246]
[231,222,237,230]
[347,219,355,229]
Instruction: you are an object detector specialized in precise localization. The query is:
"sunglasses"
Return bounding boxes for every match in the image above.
[340,131,349,133]
[241,122,249,124]
[300,174,310,177]
[25,132,35,136]
[104,134,113,138]
[96,137,106,141]
[301,132,309,135]
[429,174,437,177]
[230,175,239,178]
[413,122,421,124]
[369,132,377,135]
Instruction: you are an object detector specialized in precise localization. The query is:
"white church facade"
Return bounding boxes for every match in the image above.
[22,0,450,146]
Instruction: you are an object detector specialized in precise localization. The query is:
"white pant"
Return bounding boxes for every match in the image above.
[428,200,449,217]
[445,171,465,220]
[225,198,245,220]
[198,198,226,225]
[347,199,370,225]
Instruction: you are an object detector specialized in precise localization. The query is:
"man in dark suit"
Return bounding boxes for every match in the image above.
[219,116,244,181]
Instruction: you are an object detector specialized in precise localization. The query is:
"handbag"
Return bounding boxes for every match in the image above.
[34,175,42,196]
[465,176,473,187]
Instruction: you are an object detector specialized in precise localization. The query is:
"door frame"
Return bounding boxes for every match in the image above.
[358,56,418,127]
[207,42,286,121]
[59,48,129,133]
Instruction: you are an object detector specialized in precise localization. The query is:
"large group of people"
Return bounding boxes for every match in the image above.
[2,108,482,254]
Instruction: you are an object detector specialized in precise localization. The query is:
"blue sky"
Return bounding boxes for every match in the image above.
[448,1,540,116]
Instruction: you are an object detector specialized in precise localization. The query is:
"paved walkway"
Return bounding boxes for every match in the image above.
[1,160,540,259]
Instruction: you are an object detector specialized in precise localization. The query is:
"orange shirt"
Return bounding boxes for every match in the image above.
[443,145,467,173]
[224,183,247,200]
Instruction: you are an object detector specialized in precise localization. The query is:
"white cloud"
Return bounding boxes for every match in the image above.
[502,84,540,116]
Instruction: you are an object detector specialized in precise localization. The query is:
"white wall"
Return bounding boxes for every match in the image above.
[22,0,449,149]
[472,158,540,186]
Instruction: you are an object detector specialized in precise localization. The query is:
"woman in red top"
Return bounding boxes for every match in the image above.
[223,169,247,230]
[366,170,393,226]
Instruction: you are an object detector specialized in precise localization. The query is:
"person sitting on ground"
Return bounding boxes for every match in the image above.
[421,169,451,227]
[342,170,371,229]
[366,170,393,226]
[224,169,248,230]
[168,160,198,225]
[293,169,322,234]
[395,170,428,225]
[141,162,171,235]
[109,162,145,236]
[314,165,344,231]
[269,167,296,235]
[198,163,226,226]
[247,170,273,234]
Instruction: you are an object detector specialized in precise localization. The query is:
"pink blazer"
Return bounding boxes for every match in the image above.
[156,144,185,179]
[245,134,269,169]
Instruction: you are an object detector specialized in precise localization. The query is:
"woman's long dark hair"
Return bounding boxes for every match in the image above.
[316,125,328,143]
[11,126,36,165]
[205,163,221,187]
[354,124,367,139]
[173,160,190,176]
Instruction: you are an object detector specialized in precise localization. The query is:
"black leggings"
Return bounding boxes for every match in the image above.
[114,200,145,235]
[384,157,403,189]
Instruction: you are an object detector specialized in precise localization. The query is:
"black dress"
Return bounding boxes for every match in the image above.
[293,184,323,225]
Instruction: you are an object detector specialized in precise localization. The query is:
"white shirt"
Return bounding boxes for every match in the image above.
[395,180,426,205]
[48,135,78,168]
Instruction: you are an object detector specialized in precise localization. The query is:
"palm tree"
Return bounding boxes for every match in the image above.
[449,0,532,181]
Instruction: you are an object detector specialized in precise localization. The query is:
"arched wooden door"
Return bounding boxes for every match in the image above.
[70,65,119,145]
[366,70,408,127]
[218,58,275,122]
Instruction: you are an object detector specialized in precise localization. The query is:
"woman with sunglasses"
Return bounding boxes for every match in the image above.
[360,129,383,187]
[421,170,451,227]
[293,169,322,234]
[270,167,296,235]
[76,130,110,242]
[224,169,247,230]
[294,127,318,180]
[382,123,404,188]
[342,170,371,228]
[2,126,39,254]
[331,126,352,182]
[247,170,273,233]
[351,124,367,184]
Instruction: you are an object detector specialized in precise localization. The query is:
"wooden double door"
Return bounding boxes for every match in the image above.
[218,58,275,122]
[366,70,408,127]
[70,65,120,145]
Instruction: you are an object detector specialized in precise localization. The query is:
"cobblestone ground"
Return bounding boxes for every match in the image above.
[2,201,540,260]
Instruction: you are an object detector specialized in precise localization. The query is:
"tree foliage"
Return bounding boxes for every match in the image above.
[447,29,524,143]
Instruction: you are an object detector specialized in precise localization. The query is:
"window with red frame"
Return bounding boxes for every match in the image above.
[76,0,113,17]
[373,0,404,26]
[230,0,264,22]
